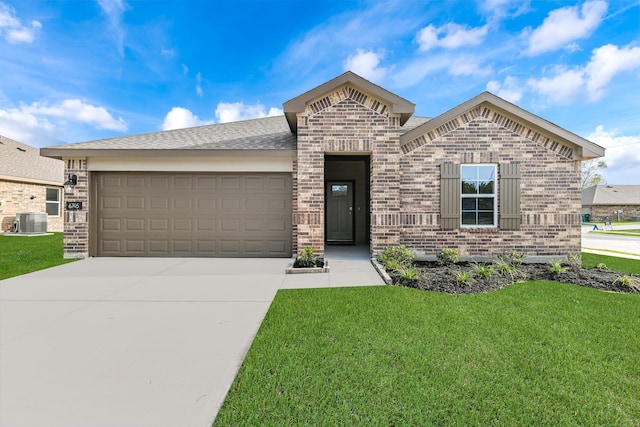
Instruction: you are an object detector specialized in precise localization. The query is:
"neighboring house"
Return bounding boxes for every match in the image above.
[0,135,64,232]
[582,185,640,222]
[41,72,605,259]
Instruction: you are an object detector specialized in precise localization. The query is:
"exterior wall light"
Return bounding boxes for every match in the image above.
[63,175,78,193]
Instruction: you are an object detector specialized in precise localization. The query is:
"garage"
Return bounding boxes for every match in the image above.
[95,172,292,257]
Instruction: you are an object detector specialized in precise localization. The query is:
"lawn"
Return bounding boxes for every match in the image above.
[214,255,640,426]
[0,233,76,280]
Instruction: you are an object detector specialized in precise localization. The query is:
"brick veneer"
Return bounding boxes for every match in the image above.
[0,180,63,232]
[293,87,403,256]
[399,116,582,257]
[62,158,89,258]
[587,205,640,222]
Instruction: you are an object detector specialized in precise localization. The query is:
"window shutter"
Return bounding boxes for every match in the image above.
[499,163,521,230]
[441,162,460,230]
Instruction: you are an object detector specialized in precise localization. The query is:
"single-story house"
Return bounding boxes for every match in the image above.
[41,71,604,259]
[1,135,64,232]
[582,185,640,222]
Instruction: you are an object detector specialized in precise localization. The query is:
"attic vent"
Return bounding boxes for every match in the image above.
[17,147,26,152]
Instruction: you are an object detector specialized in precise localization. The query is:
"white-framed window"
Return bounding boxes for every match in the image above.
[46,187,60,216]
[461,164,497,227]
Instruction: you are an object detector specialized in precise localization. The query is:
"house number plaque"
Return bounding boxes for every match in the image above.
[66,202,83,211]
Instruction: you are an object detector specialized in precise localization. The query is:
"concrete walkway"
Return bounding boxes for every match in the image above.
[0,252,383,427]
[582,224,640,260]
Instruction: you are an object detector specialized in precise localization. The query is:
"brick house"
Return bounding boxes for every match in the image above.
[582,185,640,222]
[41,72,604,259]
[0,135,64,232]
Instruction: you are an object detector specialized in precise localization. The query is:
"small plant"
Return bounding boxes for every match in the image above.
[492,256,527,282]
[613,275,640,291]
[504,249,527,265]
[472,263,494,278]
[398,266,421,281]
[295,246,317,268]
[453,270,473,285]
[566,252,581,269]
[596,263,608,270]
[379,246,415,272]
[548,260,567,275]
[437,248,461,266]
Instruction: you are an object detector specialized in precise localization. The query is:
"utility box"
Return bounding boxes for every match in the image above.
[16,212,48,234]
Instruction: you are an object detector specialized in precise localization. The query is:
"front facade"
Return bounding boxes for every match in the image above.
[41,72,604,259]
[582,185,640,222]
[0,135,64,232]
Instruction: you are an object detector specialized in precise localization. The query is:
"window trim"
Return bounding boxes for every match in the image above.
[46,187,61,217]
[460,164,497,228]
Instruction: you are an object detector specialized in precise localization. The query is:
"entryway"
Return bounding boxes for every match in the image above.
[324,155,370,249]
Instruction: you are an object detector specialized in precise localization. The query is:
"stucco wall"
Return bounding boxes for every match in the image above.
[0,180,63,232]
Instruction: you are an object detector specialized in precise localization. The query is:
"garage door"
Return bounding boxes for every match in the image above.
[96,173,292,257]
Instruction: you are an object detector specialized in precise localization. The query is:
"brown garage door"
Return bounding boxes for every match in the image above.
[95,173,292,257]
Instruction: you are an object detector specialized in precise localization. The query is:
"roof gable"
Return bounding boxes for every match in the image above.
[400,92,604,161]
[283,71,415,133]
[0,135,63,185]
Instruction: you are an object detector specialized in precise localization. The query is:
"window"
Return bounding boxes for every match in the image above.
[46,188,60,216]
[461,164,496,226]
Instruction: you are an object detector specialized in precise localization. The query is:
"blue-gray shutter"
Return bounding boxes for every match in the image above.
[499,163,521,230]
[441,162,460,230]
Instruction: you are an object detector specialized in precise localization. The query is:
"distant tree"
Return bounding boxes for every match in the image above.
[581,159,607,189]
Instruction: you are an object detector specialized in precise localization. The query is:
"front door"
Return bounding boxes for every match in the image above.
[326,181,354,244]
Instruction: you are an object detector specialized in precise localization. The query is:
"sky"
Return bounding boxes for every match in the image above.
[0,0,639,184]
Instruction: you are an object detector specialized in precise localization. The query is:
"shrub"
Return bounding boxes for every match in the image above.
[548,260,567,275]
[472,263,494,278]
[437,248,461,266]
[295,246,317,268]
[398,265,421,281]
[504,249,527,265]
[614,275,640,291]
[453,270,473,285]
[596,263,608,270]
[492,256,527,282]
[566,252,582,269]
[379,246,415,272]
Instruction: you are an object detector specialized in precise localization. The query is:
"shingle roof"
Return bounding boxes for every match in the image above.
[0,135,63,185]
[44,115,297,151]
[582,185,640,205]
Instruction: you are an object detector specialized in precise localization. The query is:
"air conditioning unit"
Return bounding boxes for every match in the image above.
[16,212,48,234]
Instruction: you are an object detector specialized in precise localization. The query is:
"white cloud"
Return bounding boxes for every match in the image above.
[486,76,523,102]
[585,44,640,101]
[527,68,584,104]
[478,0,530,19]
[343,49,388,83]
[97,0,128,55]
[416,22,488,52]
[528,42,640,104]
[525,0,607,55]
[0,2,42,44]
[161,107,212,131]
[181,63,189,74]
[215,102,283,123]
[448,56,491,76]
[0,107,58,147]
[587,125,640,184]
[22,99,127,131]
[196,72,203,97]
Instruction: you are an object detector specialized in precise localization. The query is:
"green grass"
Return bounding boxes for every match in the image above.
[214,282,640,426]
[582,252,640,274]
[0,233,76,280]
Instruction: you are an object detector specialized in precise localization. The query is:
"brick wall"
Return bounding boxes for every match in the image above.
[62,159,89,258]
[587,205,640,222]
[398,114,582,258]
[293,87,403,256]
[0,180,63,232]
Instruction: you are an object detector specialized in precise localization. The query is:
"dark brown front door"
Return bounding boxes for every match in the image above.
[326,181,354,244]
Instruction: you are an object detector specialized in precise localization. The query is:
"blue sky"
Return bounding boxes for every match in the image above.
[1,0,639,184]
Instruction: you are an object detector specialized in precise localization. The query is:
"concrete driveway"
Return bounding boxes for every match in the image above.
[0,258,291,427]
[0,255,384,427]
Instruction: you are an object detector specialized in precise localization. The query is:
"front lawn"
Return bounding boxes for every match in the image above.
[0,233,76,280]
[215,273,640,425]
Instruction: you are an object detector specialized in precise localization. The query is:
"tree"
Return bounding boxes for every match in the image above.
[581,159,607,189]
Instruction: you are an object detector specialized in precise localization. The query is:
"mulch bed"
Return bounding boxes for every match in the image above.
[390,262,640,294]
